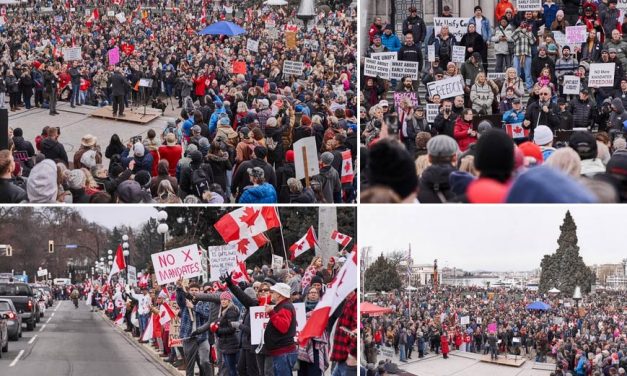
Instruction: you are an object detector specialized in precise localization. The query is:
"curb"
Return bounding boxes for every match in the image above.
[98,312,184,376]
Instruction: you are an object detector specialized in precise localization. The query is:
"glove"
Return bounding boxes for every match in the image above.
[231,321,241,329]
[190,330,199,337]
[210,322,219,333]
[222,271,233,286]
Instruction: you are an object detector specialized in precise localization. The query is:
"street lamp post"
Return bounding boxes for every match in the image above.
[156,211,169,253]
[122,234,129,284]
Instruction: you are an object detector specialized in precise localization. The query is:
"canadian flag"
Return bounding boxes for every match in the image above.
[289,226,318,260]
[114,307,125,326]
[214,207,281,243]
[107,245,126,284]
[141,313,155,341]
[159,302,176,325]
[298,251,357,345]
[340,150,354,184]
[230,233,268,261]
[158,287,169,300]
[231,260,251,284]
[200,7,207,24]
[331,230,352,248]
[505,123,529,139]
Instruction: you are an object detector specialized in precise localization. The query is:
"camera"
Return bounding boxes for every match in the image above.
[130,135,143,144]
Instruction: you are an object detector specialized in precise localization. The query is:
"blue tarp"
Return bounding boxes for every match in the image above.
[198,21,245,36]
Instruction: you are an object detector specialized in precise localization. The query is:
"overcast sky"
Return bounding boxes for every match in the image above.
[76,206,158,230]
[360,206,625,271]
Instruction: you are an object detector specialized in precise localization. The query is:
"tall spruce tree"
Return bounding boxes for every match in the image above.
[364,254,402,292]
[539,211,596,295]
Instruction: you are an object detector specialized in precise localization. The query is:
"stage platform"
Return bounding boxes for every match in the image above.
[90,105,161,124]
[479,354,527,367]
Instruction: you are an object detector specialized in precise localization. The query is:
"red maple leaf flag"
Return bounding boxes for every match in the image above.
[289,226,318,260]
[331,230,352,247]
[214,207,281,243]
[141,313,155,342]
[505,123,529,139]
[340,150,354,184]
[298,251,357,345]
[232,233,268,260]
[231,260,251,284]
[159,302,176,325]
[107,244,126,283]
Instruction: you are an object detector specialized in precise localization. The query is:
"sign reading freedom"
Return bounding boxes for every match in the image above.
[151,244,202,285]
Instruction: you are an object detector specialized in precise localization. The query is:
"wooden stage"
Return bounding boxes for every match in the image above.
[90,105,161,124]
[479,354,527,367]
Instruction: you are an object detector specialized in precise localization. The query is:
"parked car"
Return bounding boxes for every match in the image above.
[0,299,21,341]
[0,312,7,357]
[0,282,39,331]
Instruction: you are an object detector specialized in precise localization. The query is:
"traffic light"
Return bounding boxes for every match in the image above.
[48,240,54,253]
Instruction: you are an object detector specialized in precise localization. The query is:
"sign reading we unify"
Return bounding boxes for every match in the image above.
[370,52,397,61]
[433,17,468,41]
[151,244,202,285]
[249,303,307,345]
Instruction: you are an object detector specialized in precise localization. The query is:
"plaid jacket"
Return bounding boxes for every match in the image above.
[330,292,357,362]
[176,287,210,343]
[511,28,536,57]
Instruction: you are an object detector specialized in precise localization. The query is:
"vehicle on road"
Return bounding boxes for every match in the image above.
[34,289,46,318]
[0,311,8,357]
[0,282,39,331]
[0,299,21,341]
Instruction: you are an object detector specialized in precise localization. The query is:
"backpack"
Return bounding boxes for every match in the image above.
[191,166,210,197]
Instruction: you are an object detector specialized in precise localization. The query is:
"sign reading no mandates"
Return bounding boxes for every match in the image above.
[151,244,202,285]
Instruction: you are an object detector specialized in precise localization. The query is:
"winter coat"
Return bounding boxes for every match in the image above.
[491,24,514,55]
[276,162,296,203]
[403,15,427,43]
[313,166,341,203]
[215,304,240,354]
[433,112,457,137]
[531,56,555,84]
[453,117,478,152]
[441,335,450,354]
[158,145,183,177]
[232,158,277,195]
[205,152,232,192]
[238,183,277,203]
[604,39,627,68]
[460,32,486,62]
[381,33,401,52]
[0,178,27,203]
[569,97,596,128]
[178,162,214,197]
[470,83,494,114]
[461,60,484,87]
[120,149,153,174]
[417,164,456,203]
[40,138,69,166]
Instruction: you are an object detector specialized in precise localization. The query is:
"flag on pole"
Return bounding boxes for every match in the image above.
[231,233,268,260]
[231,260,251,284]
[141,313,155,341]
[107,244,126,284]
[340,150,354,184]
[200,6,207,24]
[158,287,169,300]
[114,307,125,326]
[298,251,357,345]
[159,302,176,325]
[214,207,281,243]
[331,230,352,248]
[289,226,318,260]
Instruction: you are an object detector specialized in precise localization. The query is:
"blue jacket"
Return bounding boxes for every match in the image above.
[381,33,401,52]
[238,183,277,203]
[503,109,525,124]
[468,16,491,42]
[121,149,154,174]
[209,96,226,134]
[176,287,210,343]
[542,3,558,29]
[181,118,194,137]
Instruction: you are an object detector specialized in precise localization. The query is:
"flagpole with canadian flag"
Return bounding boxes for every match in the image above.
[274,208,290,265]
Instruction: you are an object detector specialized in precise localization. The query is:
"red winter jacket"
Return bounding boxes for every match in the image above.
[453,117,477,152]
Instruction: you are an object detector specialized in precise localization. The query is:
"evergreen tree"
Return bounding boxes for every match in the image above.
[364,254,402,292]
[539,211,596,295]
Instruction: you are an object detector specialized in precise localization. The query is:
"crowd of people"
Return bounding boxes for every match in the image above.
[0,0,357,204]
[360,0,627,203]
[361,286,627,376]
[85,253,357,376]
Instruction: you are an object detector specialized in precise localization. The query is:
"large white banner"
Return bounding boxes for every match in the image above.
[433,17,468,42]
[151,244,202,285]
[427,76,465,99]
[250,302,307,345]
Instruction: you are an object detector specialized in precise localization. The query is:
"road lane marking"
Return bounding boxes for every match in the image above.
[9,350,24,367]
[38,324,46,332]
[28,335,38,344]
[46,317,52,324]
[50,313,55,318]
[54,302,61,312]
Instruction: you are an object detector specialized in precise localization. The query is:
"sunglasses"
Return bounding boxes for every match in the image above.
[260,288,270,292]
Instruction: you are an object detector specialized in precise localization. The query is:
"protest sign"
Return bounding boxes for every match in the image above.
[303,39,319,51]
[476,317,482,324]
[370,52,397,61]
[271,255,283,270]
[488,322,497,333]
[487,72,506,81]
[283,60,304,76]
[380,346,395,358]
[62,47,82,61]
[427,45,435,62]
[246,39,259,53]
[433,17,468,41]
[108,47,120,65]
[562,75,581,94]
[267,29,278,39]
[426,103,439,123]
[199,247,209,282]
[427,76,465,99]
[389,60,419,80]
[37,269,48,277]
[107,10,115,17]
[54,15,63,23]
[588,63,615,87]
[250,303,306,344]
[85,9,91,16]
[168,304,182,347]
[566,26,587,44]
[265,19,276,29]
[393,92,419,110]
[363,57,391,80]
[285,31,297,49]
[460,316,470,325]
[207,244,238,281]
[293,136,319,181]
[151,244,202,285]
[452,45,466,63]
[517,0,542,12]
[115,12,126,23]
[232,61,246,74]
[127,265,137,286]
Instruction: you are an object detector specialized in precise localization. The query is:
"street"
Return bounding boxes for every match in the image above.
[1,300,172,376]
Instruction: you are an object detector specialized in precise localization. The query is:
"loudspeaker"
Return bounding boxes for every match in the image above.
[0,108,7,151]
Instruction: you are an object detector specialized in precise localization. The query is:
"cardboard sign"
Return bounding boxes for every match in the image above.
[452,45,466,63]
[232,61,246,74]
[460,316,470,325]
[427,75,465,99]
[426,103,440,123]
[62,47,82,61]
[588,63,615,87]
[389,60,419,80]
[380,346,395,358]
[285,31,297,49]
[566,26,587,44]
[563,75,581,94]
[283,60,304,76]
[427,45,435,62]
[433,17,468,41]
[271,255,283,270]
[516,0,542,12]
[250,303,306,345]
[168,303,182,347]
[246,39,259,53]
[393,92,419,109]
[293,136,320,180]
[127,265,137,286]
[115,12,126,23]
[370,52,397,61]
[108,47,120,65]
[363,57,390,80]
[207,244,238,281]
[151,244,202,285]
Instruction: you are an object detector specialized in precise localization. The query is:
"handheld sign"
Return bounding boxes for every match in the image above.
[427,45,435,62]
[127,265,137,286]
[283,60,304,76]
[460,316,470,325]
[370,52,397,61]
[363,57,390,80]
[207,244,238,281]
[271,255,283,270]
[108,47,120,65]
[293,136,319,184]
[517,0,542,12]
[115,12,126,23]
[588,63,615,88]
[452,45,466,63]
[433,17,467,42]
[426,103,440,123]
[62,47,82,61]
[393,92,419,109]
[151,244,202,285]
[427,75,465,99]
[246,39,259,53]
[37,269,48,277]
[566,26,587,44]
[389,60,419,80]
[562,75,581,94]
[250,303,306,344]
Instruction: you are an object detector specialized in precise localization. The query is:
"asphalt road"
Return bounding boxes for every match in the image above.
[1,300,172,376]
